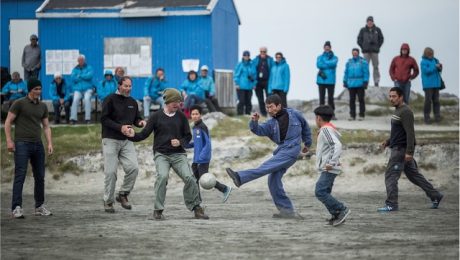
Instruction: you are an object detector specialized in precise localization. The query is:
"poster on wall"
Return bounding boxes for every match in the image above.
[45,49,79,75]
[104,37,152,77]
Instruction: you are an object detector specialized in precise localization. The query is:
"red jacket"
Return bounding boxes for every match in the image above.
[389,43,419,83]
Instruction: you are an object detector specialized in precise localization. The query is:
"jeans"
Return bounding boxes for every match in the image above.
[102,138,139,204]
[315,171,345,216]
[348,87,365,118]
[363,52,380,85]
[70,89,93,121]
[272,90,287,108]
[143,96,164,118]
[52,99,72,123]
[394,81,411,104]
[255,80,268,116]
[318,84,335,110]
[24,68,40,81]
[236,89,253,115]
[423,88,441,122]
[12,141,45,210]
[184,94,204,110]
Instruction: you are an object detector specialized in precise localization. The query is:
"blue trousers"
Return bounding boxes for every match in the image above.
[238,151,297,214]
[394,81,412,104]
[315,171,345,216]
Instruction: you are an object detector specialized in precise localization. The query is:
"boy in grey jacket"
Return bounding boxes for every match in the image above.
[314,105,350,226]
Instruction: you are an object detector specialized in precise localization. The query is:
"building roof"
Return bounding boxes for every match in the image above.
[41,0,211,10]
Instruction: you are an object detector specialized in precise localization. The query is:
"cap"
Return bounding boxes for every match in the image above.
[54,73,62,79]
[200,65,209,71]
[104,70,113,76]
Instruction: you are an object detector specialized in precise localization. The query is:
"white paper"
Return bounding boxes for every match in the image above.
[104,55,113,68]
[128,65,140,76]
[46,50,56,62]
[113,54,130,67]
[46,62,62,75]
[130,54,140,66]
[139,58,152,75]
[140,45,150,58]
[70,50,80,61]
[63,62,76,75]
[182,59,200,72]
[54,50,63,62]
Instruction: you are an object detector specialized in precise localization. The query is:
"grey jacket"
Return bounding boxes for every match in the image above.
[316,125,342,174]
[22,44,41,71]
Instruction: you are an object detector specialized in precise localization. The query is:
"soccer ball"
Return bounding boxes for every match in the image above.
[199,173,216,190]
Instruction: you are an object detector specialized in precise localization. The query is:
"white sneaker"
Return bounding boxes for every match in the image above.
[35,204,53,216]
[12,206,25,219]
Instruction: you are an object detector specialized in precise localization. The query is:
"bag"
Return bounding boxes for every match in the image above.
[440,77,445,90]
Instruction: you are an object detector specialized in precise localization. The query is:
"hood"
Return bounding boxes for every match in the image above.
[400,43,410,56]
[275,58,286,65]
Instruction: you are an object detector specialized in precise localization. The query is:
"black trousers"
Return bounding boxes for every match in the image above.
[255,80,268,116]
[191,163,226,193]
[236,89,253,115]
[204,96,221,112]
[348,87,365,118]
[272,90,287,108]
[318,84,335,110]
[423,88,440,121]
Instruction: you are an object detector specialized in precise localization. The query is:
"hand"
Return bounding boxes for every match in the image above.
[138,120,147,128]
[47,143,54,155]
[7,140,15,152]
[251,112,260,121]
[325,164,333,171]
[126,128,135,137]
[363,81,368,88]
[171,139,181,147]
[121,125,133,136]
[404,154,413,162]
[302,146,309,154]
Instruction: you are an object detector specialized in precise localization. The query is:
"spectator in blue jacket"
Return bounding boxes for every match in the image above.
[268,52,290,108]
[252,47,274,117]
[181,70,205,117]
[186,105,232,202]
[97,70,117,104]
[234,50,257,115]
[343,48,369,121]
[316,41,338,116]
[49,73,72,124]
[143,68,167,118]
[199,65,221,112]
[1,72,27,108]
[421,47,443,124]
[70,55,94,124]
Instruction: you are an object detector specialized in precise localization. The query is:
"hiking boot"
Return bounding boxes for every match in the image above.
[222,186,233,203]
[116,194,132,210]
[226,168,241,187]
[272,212,304,220]
[12,206,25,219]
[332,207,350,226]
[431,194,444,209]
[35,204,53,216]
[194,206,209,220]
[377,205,398,212]
[151,210,165,220]
[324,214,338,226]
[104,202,115,213]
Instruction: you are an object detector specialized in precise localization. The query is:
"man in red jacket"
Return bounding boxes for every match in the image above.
[389,43,419,104]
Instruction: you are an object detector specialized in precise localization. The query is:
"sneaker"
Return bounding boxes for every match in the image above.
[104,202,115,213]
[194,206,209,220]
[358,116,364,121]
[85,120,91,124]
[377,205,398,212]
[70,120,77,125]
[226,168,241,187]
[11,206,25,219]
[116,194,132,210]
[272,212,304,220]
[324,215,338,226]
[35,204,53,216]
[222,186,233,203]
[332,207,350,226]
[149,210,165,220]
[348,117,356,121]
[431,194,444,209]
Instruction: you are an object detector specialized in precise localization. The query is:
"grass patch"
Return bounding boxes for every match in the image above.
[362,164,387,175]
[349,157,367,166]
[211,116,252,140]
[366,108,392,117]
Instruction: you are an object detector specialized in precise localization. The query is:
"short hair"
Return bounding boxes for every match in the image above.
[390,87,404,97]
[118,76,132,86]
[190,104,203,114]
[156,68,164,73]
[265,94,282,106]
[78,54,85,60]
[314,105,334,122]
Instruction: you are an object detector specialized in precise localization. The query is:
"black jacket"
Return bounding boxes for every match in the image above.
[357,25,384,53]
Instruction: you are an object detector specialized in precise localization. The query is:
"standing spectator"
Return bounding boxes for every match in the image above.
[49,73,72,124]
[226,94,312,219]
[143,68,167,118]
[97,70,117,103]
[1,72,28,110]
[389,43,419,104]
[252,47,274,117]
[378,87,443,212]
[234,50,257,115]
[70,55,94,124]
[22,34,41,80]
[181,70,205,117]
[268,52,290,108]
[126,88,209,220]
[316,41,338,116]
[343,48,369,121]
[357,16,384,87]
[420,47,443,124]
[4,79,53,218]
[198,65,221,112]
[114,67,125,83]
[100,76,145,213]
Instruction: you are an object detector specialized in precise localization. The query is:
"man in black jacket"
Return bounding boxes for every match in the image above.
[100,76,145,213]
[357,16,384,87]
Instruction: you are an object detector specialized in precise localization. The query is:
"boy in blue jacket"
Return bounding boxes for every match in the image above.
[187,105,232,203]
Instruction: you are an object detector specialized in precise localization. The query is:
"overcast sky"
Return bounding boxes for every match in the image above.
[233,0,459,101]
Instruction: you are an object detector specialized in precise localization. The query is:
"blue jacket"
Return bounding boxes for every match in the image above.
[181,78,205,99]
[144,76,168,99]
[268,58,290,93]
[233,60,257,90]
[185,120,212,163]
[1,80,27,101]
[71,64,94,92]
[316,51,338,85]
[343,56,369,88]
[198,76,216,97]
[420,56,442,89]
[249,108,312,157]
[97,79,117,102]
[49,79,72,102]
[252,55,275,79]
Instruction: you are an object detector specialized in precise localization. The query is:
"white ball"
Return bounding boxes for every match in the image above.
[199,173,217,190]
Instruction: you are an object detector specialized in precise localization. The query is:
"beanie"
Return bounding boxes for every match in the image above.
[163,88,183,104]
[324,41,331,48]
[27,78,42,92]
[367,16,374,22]
[243,50,250,56]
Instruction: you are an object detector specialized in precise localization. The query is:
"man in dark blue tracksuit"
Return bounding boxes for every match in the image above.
[226,94,312,218]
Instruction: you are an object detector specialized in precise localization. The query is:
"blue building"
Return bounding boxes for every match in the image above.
[1,0,240,100]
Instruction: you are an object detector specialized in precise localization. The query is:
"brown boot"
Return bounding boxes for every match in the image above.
[152,210,165,220]
[104,202,115,213]
[116,194,132,210]
[194,206,209,220]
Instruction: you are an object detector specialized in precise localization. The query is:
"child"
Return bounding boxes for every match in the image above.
[313,105,350,226]
[187,105,232,202]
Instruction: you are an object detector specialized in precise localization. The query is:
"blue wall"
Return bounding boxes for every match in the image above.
[212,0,239,70]
[0,0,43,68]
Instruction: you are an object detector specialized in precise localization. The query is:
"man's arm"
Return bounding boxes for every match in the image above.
[5,112,17,152]
[42,117,53,154]
[401,109,416,156]
[249,113,271,137]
